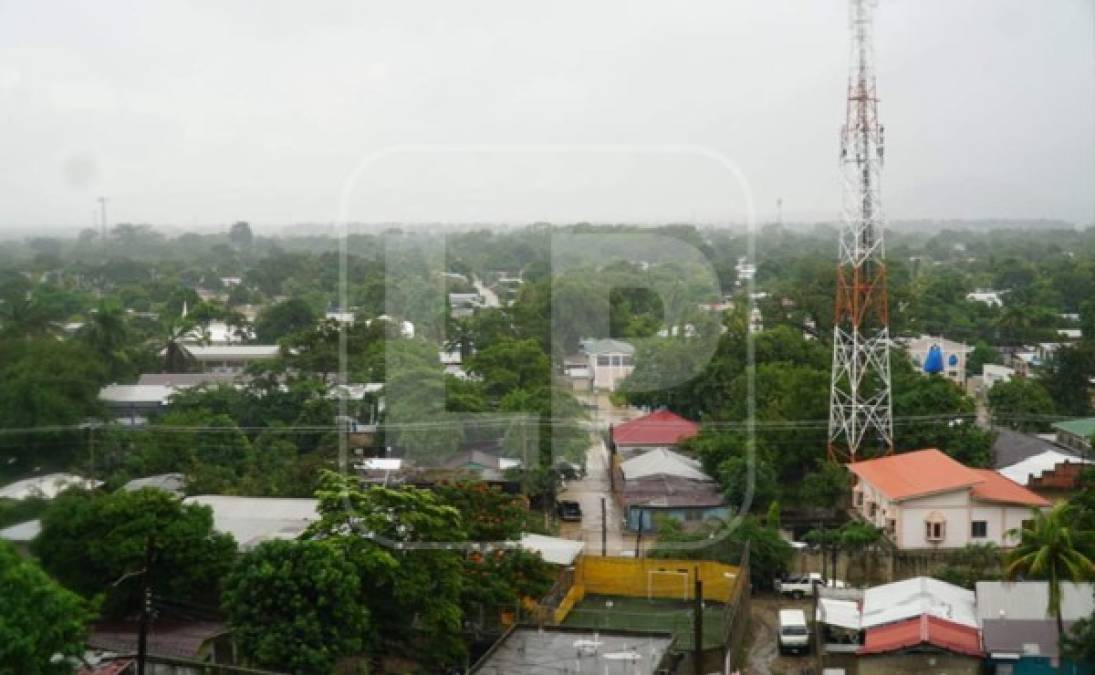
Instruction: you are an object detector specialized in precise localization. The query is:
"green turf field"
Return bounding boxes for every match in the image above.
[561,594,726,650]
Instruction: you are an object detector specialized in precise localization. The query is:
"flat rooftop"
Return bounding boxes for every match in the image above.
[472,625,673,675]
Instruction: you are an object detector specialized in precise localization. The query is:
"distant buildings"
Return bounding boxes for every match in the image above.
[449,292,483,318]
[579,338,635,392]
[171,344,280,374]
[0,473,100,500]
[977,581,1095,673]
[966,290,1004,307]
[981,363,1015,390]
[1053,417,1095,454]
[848,449,1049,549]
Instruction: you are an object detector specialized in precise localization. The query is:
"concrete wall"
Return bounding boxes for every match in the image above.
[588,353,634,391]
[857,653,981,675]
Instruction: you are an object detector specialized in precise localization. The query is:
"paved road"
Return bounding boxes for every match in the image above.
[473,279,501,308]
[557,390,648,556]
[746,594,814,675]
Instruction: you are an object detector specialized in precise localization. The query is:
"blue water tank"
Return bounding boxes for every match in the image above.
[923,344,944,374]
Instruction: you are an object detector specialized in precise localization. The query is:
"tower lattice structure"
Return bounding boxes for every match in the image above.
[828,0,893,463]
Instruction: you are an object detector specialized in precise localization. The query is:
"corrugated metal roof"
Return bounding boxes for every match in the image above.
[99,384,176,405]
[612,410,699,447]
[183,495,319,549]
[620,448,710,482]
[1054,418,1095,438]
[991,428,1070,469]
[0,518,41,542]
[519,533,584,566]
[579,338,635,355]
[859,615,982,657]
[817,597,861,630]
[998,450,1091,485]
[0,473,101,500]
[861,577,978,629]
[975,581,1095,622]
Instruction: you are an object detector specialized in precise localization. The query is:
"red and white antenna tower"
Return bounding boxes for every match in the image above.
[828,0,893,463]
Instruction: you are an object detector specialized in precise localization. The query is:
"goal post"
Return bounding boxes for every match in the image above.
[646,569,690,601]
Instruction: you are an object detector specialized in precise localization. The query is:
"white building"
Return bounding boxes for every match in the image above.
[902,334,972,385]
[177,344,281,373]
[966,290,1004,307]
[579,338,635,392]
[981,364,1015,390]
[0,473,102,500]
[848,449,1049,550]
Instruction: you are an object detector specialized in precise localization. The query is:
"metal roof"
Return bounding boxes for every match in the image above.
[620,448,710,482]
[991,428,1072,469]
[1054,418,1095,438]
[518,533,584,566]
[121,473,187,495]
[861,576,978,629]
[998,449,1092,485]
[817,597,861,630]
[579,338,636,355]
[0,473,101,500]
[177,345,280,359]
[0,518,41,542]
[859,615,982,657]
[975,581,1095,622]
[611,410,699,447]
[183,495,319,549]
[99,384,176,405]
[848,449,982,501]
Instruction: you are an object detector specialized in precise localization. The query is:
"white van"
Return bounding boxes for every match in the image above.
[778,608,810,655]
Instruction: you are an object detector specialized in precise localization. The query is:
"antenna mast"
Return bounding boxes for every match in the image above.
[828,0,893,462]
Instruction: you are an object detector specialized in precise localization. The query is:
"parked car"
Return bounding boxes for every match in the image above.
[556,500,582,521]
[778,608,810,655]
[776,572,847,599]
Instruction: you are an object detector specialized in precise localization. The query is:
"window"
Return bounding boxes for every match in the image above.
[925,512,946,542]
[622,355,634,366]
[611,355,622,366]
[971,520,987,538]
[597,355,610,366]
[854,491,863,506]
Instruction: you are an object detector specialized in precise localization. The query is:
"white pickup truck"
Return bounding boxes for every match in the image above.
[776,572,847,599]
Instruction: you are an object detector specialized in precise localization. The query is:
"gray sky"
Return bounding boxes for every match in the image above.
[0,0,1092,234]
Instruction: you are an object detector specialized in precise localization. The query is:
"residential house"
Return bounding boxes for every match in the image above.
[616,448,729,531]
[902,334,972,385]
[1054,418,1095,454]
[977,581,1095,674]
[325,309,355,325]
[579,338,635,392]
[87,619,233,673]
[848,449,1049,549]
[610,409,699,458]
[999,346,1039,378]
[855,577,983,674]
[471,626,675,675]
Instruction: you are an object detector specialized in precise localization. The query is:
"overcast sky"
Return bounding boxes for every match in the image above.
[0,0,1092,235]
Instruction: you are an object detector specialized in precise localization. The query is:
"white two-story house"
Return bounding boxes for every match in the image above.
[848,449,1049,550]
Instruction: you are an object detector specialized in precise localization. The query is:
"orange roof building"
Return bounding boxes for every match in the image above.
[848,449,1050,550]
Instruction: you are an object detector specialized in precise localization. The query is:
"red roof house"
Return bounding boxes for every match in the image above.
[610,410,699,451]
[860,614,983,657]
[848,449,1050,549]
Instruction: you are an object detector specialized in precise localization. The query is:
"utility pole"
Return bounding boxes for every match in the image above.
[98,196,109,241]
[693,572,704,675]
[136,537,154,675]
[600,497,607,557]
[828,0,894,463]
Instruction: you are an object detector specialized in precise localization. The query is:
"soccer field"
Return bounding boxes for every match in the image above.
[561,594,726,651]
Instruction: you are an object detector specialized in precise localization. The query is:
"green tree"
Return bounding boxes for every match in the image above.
[77,299,132,381]
[222,539,367,674]
[1005,502,1095,642]
[936,543,1002,589]
[1063,592,1095,663]
[32,488,237,615]
[798,461,851,511]
[650,516,792,590]
[0,541,95,674]
[254,298,317,342]
[988,378,1056,432]
[307,471,466,667]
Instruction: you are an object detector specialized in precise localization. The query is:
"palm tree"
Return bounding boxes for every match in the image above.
[1005,502,1095,640]
[78,300,130,380]
[158,318,197,373]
